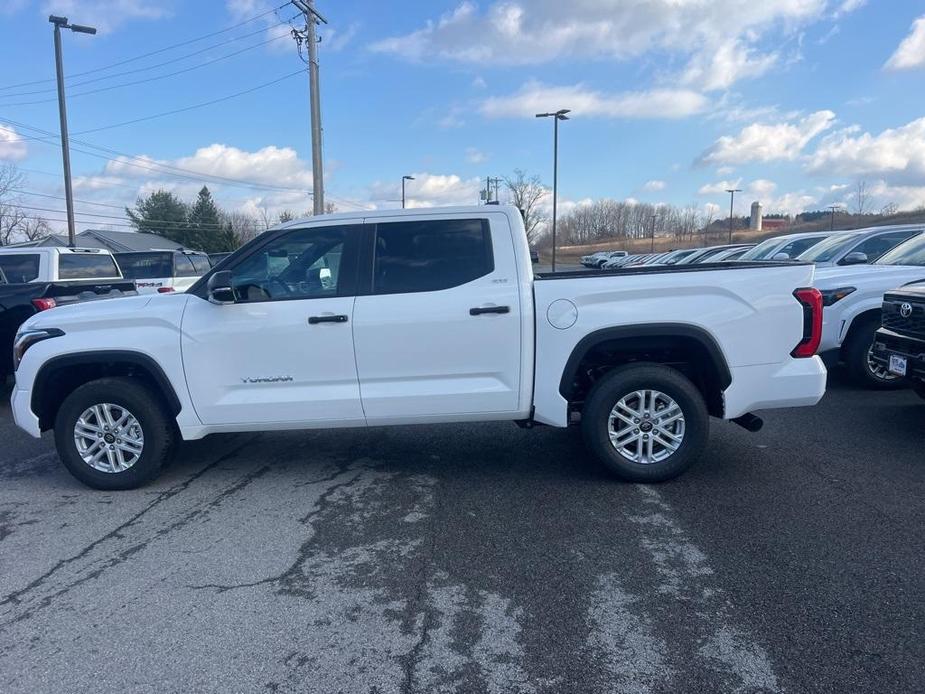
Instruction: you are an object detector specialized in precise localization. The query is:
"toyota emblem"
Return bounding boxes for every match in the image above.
[900,302,914,318]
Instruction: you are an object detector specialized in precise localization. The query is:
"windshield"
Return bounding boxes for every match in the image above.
[664,249,696,264]
[739,237,786,260]
[798,233,860,262]
[115,252,173,279]
[875,235,925,266]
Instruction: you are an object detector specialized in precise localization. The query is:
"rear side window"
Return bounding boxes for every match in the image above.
[59,253,121,279]
[115,252,172,279]
[0,254,40,282]
[189,254,211,274]
[174,254,198,278]
[373,219,493,295]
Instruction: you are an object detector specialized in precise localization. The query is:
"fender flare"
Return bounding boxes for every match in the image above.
[558,323,732,399]
[31,350,183,422]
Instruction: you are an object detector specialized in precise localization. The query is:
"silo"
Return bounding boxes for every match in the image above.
[750,201,763,231]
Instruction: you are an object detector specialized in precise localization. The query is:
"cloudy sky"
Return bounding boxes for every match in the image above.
[0,0,923,230]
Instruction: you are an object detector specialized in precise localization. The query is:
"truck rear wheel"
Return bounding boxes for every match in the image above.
[844,319,903,389]
[54,377,176,490]
[582,363,709,483]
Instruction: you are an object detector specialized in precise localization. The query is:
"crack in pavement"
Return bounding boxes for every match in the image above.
[0,435,258,626]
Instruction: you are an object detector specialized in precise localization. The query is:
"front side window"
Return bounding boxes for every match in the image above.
[849,231,920,263]
[58,253,120,279]
[229,225,357,302]
[0,254,40,282]
[373,219,493,295]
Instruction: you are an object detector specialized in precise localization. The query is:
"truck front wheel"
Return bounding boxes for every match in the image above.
[54,377,176,490]
[844,319,903,389]
[582,363,709,483]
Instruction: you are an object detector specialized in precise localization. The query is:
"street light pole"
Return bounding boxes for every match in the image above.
[536,109,570,272]
[402,175,414,209]
[725,188,741,244]
[49,15,96,248]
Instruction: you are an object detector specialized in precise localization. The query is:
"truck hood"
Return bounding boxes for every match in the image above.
[23,293,184,332]
[812,264,925,289]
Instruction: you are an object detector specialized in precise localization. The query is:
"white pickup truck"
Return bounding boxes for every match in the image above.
[10,206,827,490]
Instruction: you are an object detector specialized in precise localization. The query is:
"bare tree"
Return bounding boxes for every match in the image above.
[221,211,261,247]
[503,169,548,243]
[854,180,870,215]
[880,202,898,217]
[0,163,27,246]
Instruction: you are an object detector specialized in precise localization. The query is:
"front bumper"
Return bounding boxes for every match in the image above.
[723,357,827,419]
[871,328,925,383]
[11,384,41,438]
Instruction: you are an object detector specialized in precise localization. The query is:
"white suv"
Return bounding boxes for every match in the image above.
[114,250,212,294]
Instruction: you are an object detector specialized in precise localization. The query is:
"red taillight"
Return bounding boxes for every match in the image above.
[31,297,57,311]
[157,286,175,293]
[792,287,823,358]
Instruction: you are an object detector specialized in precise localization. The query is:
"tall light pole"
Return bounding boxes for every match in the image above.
[536,109,570,272]
[49,15,96,248]
[401,175,414,209]
[725,188,741,244]
[292,0,327,215]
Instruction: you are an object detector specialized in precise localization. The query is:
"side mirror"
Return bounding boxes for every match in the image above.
[207,270,235,305]
[840,251,869,266]
[772,252,790,261]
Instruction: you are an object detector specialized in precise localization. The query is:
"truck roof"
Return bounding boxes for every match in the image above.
[0,246,115,256]
[277,205,521,230]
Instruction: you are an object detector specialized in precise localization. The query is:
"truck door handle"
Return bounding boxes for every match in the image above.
[308,314,349,325]
[469,306,510,316]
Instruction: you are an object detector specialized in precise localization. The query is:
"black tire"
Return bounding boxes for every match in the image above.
[582,363,709,483]
[844,319,904,389]
[54,377,176,490]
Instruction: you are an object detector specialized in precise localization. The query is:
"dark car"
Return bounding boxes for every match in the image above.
[871,283,925,399]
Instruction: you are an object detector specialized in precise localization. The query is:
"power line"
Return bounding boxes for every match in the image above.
[14,203,228,227]
[0,4,291,91]
[0,29,293,105]
[13,188,128,210]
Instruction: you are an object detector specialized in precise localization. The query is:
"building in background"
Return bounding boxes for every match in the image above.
[6,229,185,253]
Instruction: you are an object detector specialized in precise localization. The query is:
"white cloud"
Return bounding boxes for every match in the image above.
[867,180,925,211]
[748,179,778,198]
[465,147,487,165]
[42,0,172,32]
[806,117,925,181]
[699,110,836,164]
[698,179,742,195]
[885,16,925,71]
[716,166,736,175]
[368,172,481,209]
[326,23,359,52]
[643,180,666,192]
[0,124,27,161]
[480,81,708,120]
[370,0,847,90]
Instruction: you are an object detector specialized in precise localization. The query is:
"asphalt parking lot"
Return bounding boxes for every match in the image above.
[0,374,922,694]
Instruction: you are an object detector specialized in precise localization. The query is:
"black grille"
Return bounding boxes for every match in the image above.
[882,299,925,336]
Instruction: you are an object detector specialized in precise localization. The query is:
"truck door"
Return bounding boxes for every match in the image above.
[181,221,365,427]
[352,214,524,422]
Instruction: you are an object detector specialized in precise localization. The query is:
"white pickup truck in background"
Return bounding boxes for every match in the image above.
[11,206,827,489]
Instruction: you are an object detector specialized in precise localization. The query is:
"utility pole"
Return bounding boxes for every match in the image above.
[827,204,841,231]
[725,188,741,244]
[484,176,502,205]
[292,1,327,215]
[649,214,656,253]
[49,15,96,248]
[536,109,570,272]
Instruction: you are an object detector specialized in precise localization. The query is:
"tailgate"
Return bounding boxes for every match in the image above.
[43,279,137,306]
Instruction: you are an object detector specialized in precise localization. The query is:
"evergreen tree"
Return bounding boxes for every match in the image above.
[126,190,192,246]
[188,186,235,252]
